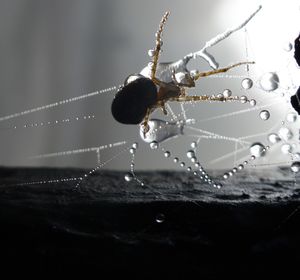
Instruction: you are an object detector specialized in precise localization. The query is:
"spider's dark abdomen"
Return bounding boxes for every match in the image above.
[111,77,157,124]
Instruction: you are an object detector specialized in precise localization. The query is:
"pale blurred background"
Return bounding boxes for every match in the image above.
[0,0,299,170]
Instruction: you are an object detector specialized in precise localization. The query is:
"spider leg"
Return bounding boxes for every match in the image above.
[151,11,170,80]
[193,61,255,81]
[141,108,152,137]
[170,95,240,103]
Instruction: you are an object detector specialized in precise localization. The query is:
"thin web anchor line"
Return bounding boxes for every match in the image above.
[0,85,119,123]
[29,141,127,160]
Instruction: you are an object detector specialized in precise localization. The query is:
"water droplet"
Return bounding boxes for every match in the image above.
[216,184,222,189]
[155,213,165,223]
[250,99,256,106]
[217,93,225,101]
[268,133,281,144]
[186,150,195,158]
[241,78,253,89]
[223,173,229,179]
[190,69,199,77]
[259,110,270,120]
[223,89,232,98]
[240,95,248,103]
[250,143,266,158]
[238,164,244,170]
[148,49,155,57]
[278,127,293,141]
[164,151,171,158]
[294,153,300,159]
[232,168,237,173]
[187,167,192,172]
[281,144,292,154]
[191,141,197,149]
[291,162,300,173]
[283,42,293,52]
[150,141,159,149]
[129,148,136,154]
[174,72,194,85]
[174,157,179,163]
[191,156,197,163]
[140,119,184,143]
[124,74,144,85]
[259,72,279,91]
[124,173,134,182]
[286,112,297,123]
[180,162,185,167]
[132,142,139,149]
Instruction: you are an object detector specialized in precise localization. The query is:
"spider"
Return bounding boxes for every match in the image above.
[111,12,254,136]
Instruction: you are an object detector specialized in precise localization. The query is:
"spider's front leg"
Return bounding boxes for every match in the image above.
[150,11,170,80]
[171,94,240,103]
[192,61,255,81]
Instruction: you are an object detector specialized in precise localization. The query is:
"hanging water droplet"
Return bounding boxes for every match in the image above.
[283,42,293,52]
[180,162,185,167]
[223,173,229,179]
[259,72,279,91]
[286,112,297,123]
[294,153,300,159]
[281,144,292,154]
[155,213,165,223]
[164,151,171,158]
[174,72,194,85]
[187,167,192,172]
[148,49,155,57]
[291,162,300,173]
[129,148,136,154]
[240,95,248,103]
[278,127,293,141]
[216,184,222,189]
[186,150,195,158]
[250,99,256,106]
[191,156,197,163]
[250,143,266,158]
[241,78,253,89]
[124,173,134,182]
[259,110,270,120]
[217,93,225,101]
[140,119,185,143]
[132,142,139,149]
[150,141,159,149]
[268,133,281,144]
[174,157,179,163]
[191,141,197,149]
[223,89,232,98]
[238,164,244,170]
[190,69,199,77]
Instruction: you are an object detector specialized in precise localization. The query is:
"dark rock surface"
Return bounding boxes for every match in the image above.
[0,167,300,278]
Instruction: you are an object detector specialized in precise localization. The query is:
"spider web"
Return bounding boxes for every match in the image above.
[0,3,299,199]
